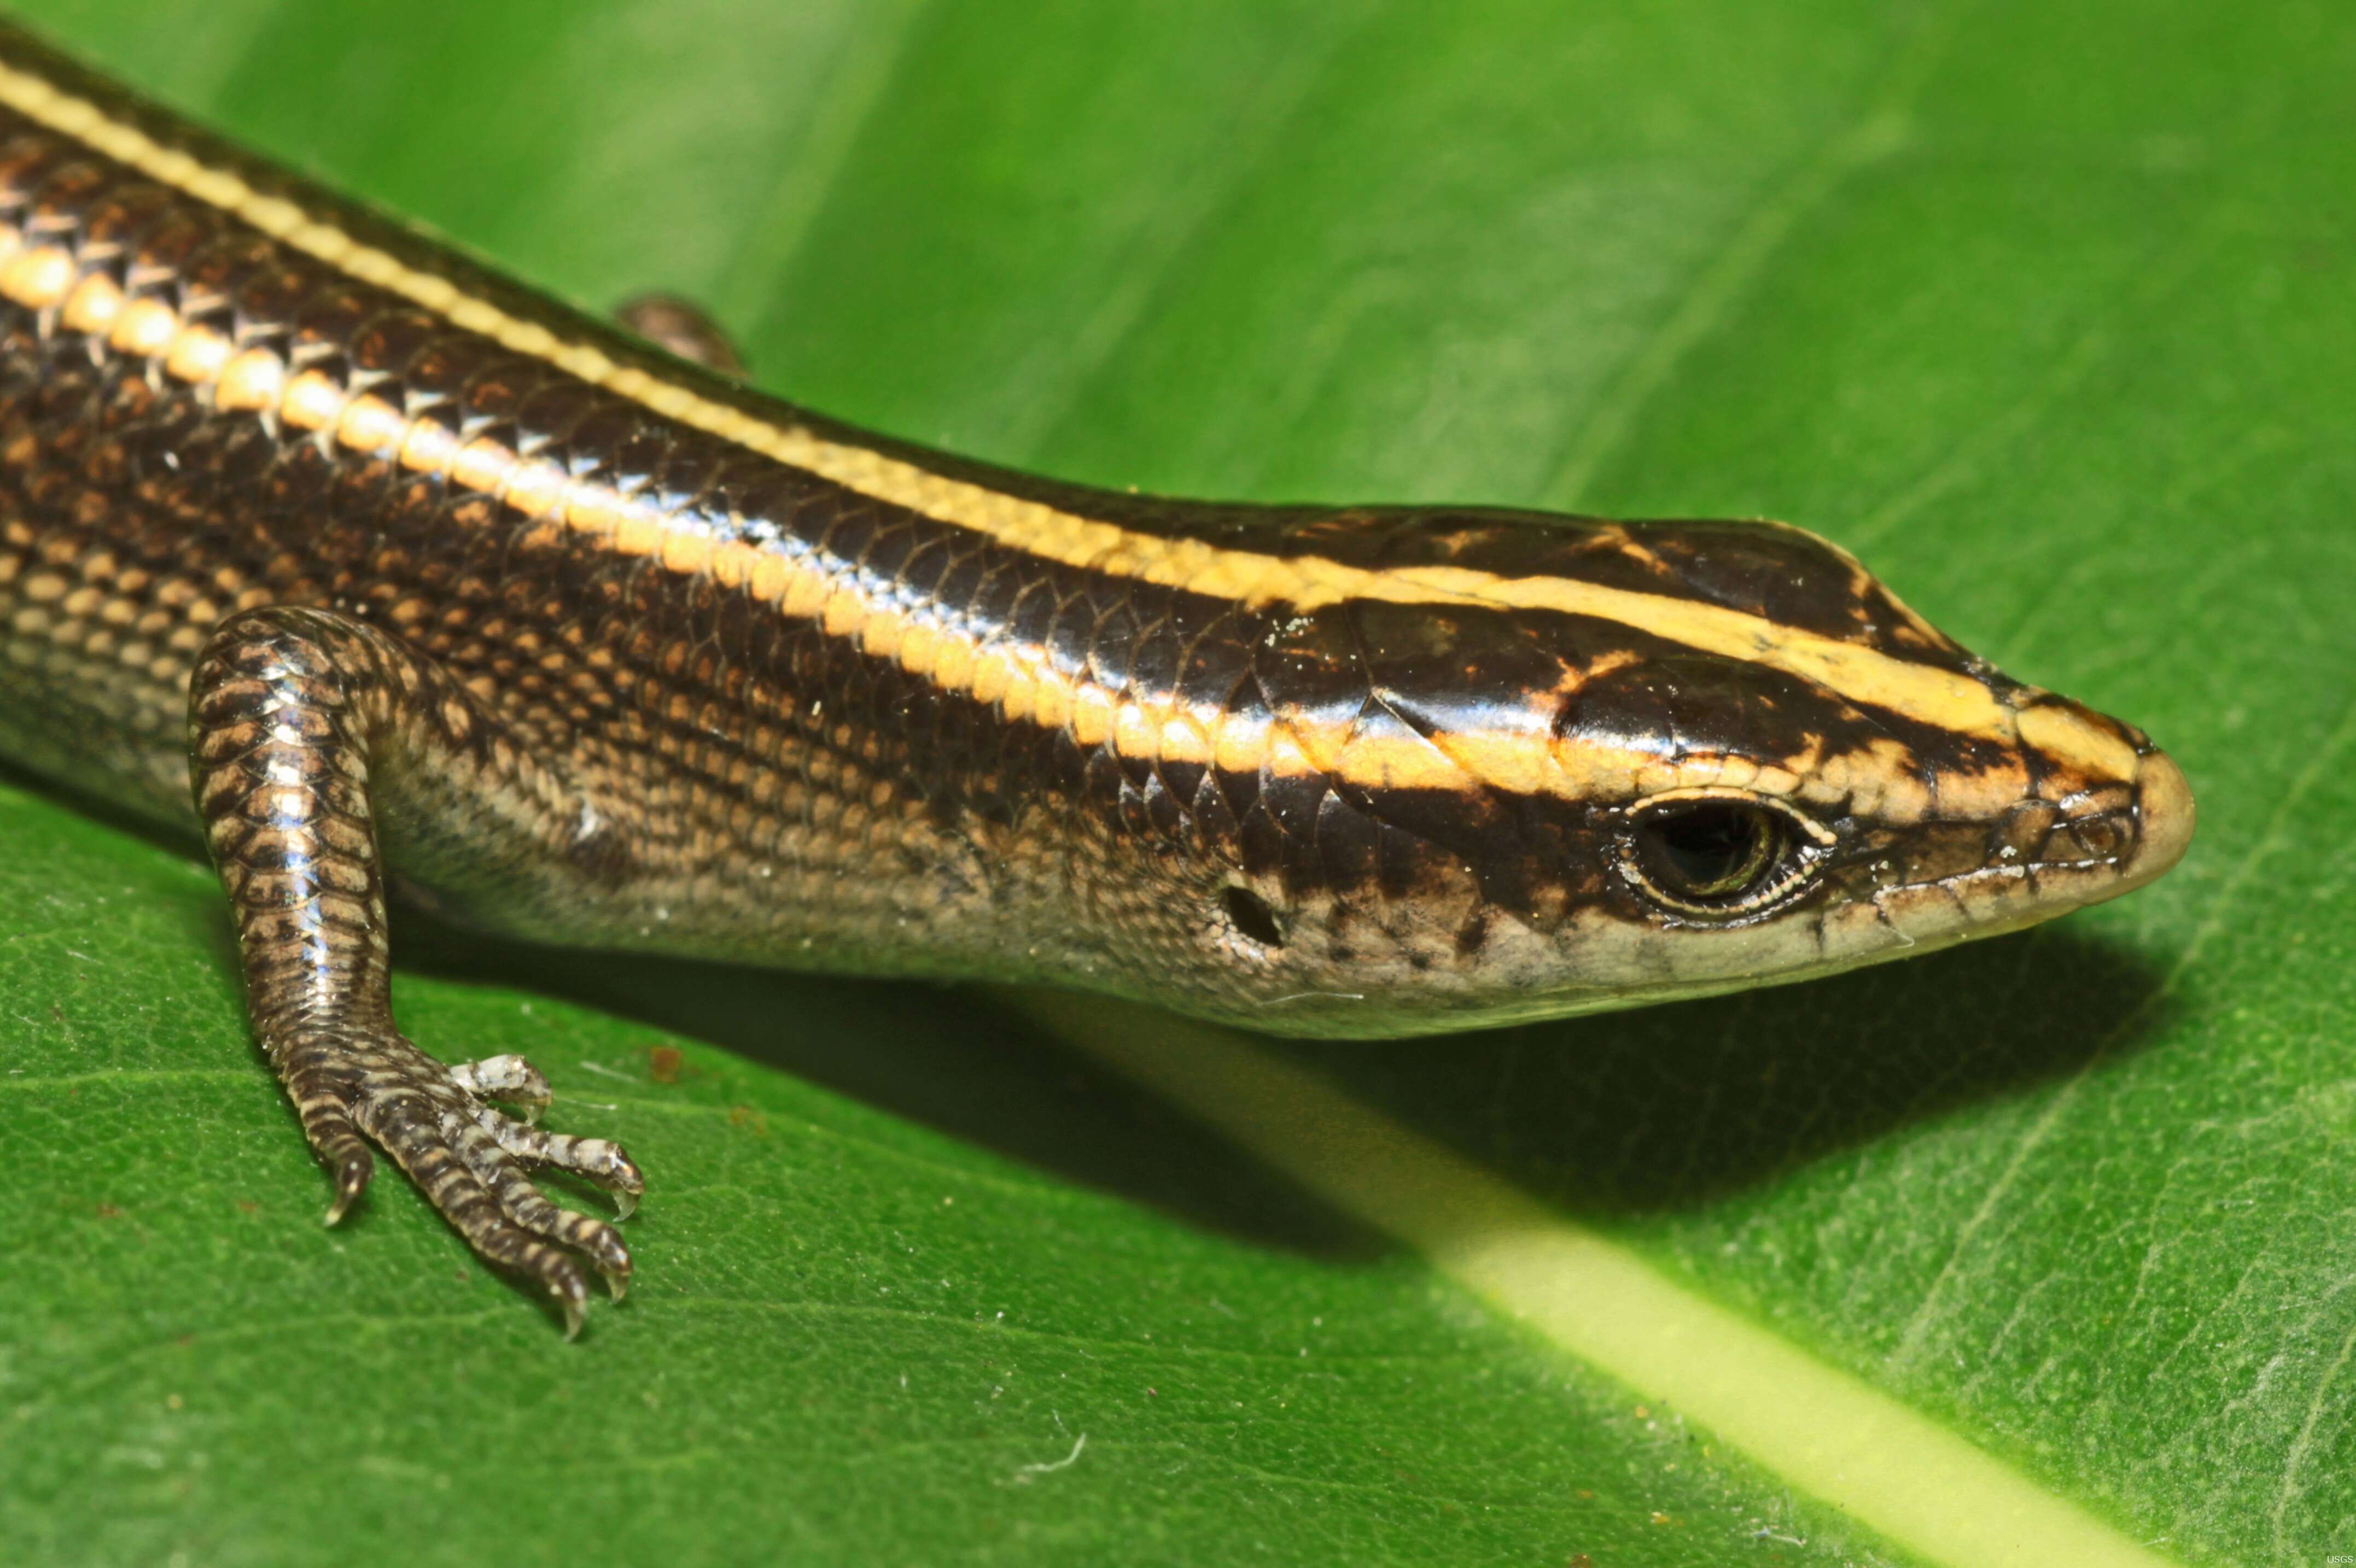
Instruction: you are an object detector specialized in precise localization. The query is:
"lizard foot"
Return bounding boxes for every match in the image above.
[289,1029,645,1337]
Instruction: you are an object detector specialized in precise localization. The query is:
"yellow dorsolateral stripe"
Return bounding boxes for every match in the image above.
[1018,991,2177,1568]
[0,52,2010,747]
[10,225,1967,814]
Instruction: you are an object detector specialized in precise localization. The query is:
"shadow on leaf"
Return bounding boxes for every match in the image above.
[399,920,1387,1259]
[1275,923,2173,1217]
[404,909,2171,1256]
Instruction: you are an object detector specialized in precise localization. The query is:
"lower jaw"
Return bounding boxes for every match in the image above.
[1186,854,2147,1042]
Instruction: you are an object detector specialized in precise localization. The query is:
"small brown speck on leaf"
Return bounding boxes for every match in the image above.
[95,1201,122,1219]
[1568,1556,1595,1567]
[1649,1511,1677,1526]
[235,1199,259,1214]
[647,1044,685,1084]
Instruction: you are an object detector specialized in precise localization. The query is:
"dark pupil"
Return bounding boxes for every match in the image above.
[1640,804,1777,898]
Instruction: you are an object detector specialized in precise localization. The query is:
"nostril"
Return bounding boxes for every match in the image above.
[1221,886,1285,948]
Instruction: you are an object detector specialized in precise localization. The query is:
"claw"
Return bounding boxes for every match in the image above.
[603,1266,629,1303]
[604,1149,647,1220]
[551,1264,592,1341]
[323,1151,370,1225]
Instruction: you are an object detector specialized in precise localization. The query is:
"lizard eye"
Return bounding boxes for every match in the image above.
[1618,791,1830,918]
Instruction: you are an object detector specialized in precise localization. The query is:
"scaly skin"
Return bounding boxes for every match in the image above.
[190,606,643,1330]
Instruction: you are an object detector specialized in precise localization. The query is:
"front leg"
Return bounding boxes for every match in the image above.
[189,606,644,1335]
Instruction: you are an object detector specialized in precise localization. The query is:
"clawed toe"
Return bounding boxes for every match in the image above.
[304,1038,642,1334]
[429,1086,641,1332]
[470,1101,644,1220]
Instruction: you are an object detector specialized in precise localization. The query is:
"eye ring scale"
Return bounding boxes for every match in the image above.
[1614,787,1838,922]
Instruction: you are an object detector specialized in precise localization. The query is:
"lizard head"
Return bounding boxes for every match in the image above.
[1090,511,2192,1037]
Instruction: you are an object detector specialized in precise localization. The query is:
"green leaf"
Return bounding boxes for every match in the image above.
[1,2,2346,1564]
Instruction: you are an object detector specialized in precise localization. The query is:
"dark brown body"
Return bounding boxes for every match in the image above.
[0,86,1048,980]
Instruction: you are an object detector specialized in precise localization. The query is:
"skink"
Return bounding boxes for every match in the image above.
[0,21,2193,1331]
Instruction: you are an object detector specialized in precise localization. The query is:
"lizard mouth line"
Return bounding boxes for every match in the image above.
[1931,746,2195,931]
